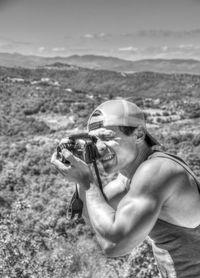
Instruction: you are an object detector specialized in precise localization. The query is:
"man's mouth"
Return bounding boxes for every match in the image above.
[101,153,115,162]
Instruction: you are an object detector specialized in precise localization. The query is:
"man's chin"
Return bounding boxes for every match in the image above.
[102,162,115,174]
[104,167,113,174]
[100,156,117,173]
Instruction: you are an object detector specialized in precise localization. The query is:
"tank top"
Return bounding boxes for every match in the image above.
[148,151,200,278]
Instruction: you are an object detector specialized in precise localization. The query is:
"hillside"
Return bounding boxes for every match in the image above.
[1,52,200,74]
[1,65,200,100]
[65,55,200,74]
[0,65,200,278]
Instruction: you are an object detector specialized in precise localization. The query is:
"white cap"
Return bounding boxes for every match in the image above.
[87,99,160,146]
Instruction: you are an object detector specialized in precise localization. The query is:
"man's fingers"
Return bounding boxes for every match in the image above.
[51,152,58,164]
[59,137,71,145]
[51,152,71,170]
[61,149,85,166]
[51,149,84,168]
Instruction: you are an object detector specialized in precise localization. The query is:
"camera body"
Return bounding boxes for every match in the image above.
[57,133,100,164]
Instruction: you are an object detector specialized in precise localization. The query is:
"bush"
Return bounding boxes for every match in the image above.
[192,133,200,146]
[163,111,169,116]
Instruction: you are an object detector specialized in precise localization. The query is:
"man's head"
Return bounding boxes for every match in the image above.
[87,99,160,174]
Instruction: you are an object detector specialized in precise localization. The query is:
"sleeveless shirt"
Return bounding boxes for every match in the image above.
[148,151,200,278]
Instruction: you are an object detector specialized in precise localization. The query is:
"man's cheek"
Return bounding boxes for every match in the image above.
[102,156,117,173]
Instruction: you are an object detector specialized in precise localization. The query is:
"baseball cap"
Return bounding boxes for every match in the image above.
[87,99,160,146]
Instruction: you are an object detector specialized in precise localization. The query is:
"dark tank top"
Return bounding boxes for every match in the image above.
[148,151,200,278]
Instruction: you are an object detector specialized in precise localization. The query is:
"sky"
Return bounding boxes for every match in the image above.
[0,0,200,60]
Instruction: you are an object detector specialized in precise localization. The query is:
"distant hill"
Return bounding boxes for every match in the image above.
[0,52,73,69]
[1,52,200,74]
[64,55,200,74]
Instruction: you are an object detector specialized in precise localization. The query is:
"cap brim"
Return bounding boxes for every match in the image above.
[146,131,160,146]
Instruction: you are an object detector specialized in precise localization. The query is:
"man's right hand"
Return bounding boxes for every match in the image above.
[51,139,94,189]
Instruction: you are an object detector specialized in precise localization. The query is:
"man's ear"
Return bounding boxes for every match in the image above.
[134,126,146,142]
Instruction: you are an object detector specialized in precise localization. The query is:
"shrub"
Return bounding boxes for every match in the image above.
[163,111,169,116]
[192,133,200,146]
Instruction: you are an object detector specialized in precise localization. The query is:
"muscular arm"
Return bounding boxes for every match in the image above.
[78,173,128,224]
[85,160,172,257]
[78,173,130,253]
[51,146,174,257]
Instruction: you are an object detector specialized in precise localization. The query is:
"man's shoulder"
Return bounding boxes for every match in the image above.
[131,155,185,200]
[138,153,185,179]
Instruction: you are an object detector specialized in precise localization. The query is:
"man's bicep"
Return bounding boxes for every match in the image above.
[105,193,162,256]
[113,158,172,238]
[115,193,161,238]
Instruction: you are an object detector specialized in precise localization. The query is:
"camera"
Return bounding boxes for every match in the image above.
[57,133,100,164]
[56,133,107,214]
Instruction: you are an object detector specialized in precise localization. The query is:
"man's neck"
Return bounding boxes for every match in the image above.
[120,143,152,180]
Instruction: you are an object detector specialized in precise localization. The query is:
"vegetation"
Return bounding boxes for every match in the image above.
[0,65,200,277]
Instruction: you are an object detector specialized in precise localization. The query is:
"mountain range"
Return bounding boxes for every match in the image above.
[1,52,200,74]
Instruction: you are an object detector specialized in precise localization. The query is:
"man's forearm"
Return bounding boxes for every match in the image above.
[77,183,91,224]
[86,183,117,241]
[77,182,119,250]
[77,177,131,255]
[78,173,127,223]
[77,182,115,230]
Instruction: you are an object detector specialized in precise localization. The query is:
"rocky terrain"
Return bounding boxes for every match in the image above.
[0,63,200,278]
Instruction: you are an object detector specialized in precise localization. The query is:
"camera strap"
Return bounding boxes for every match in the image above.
[92,160,107,201]
[67,184,83,220]
[67,162,106,220]
[66,136,106,220]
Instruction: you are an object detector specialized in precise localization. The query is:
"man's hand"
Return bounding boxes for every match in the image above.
[51,139,94,189]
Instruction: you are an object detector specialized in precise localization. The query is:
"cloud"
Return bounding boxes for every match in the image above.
[116,44,200,61]
[98,32,106,37]
[52,47,65,52]
[162,46,169,51]
[136,29,200,38]
[0,36,31,45]
[80,30,200,43]
[118,46,138,52]
[178,44,200,49]
[0,36,34,54]
[144,45,200,55]
[37,46,45,53]
[83,32,107,39]
[137,30,173,37]
[83,34,94,39]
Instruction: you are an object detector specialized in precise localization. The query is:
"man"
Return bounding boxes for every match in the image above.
[51,99,200,278]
